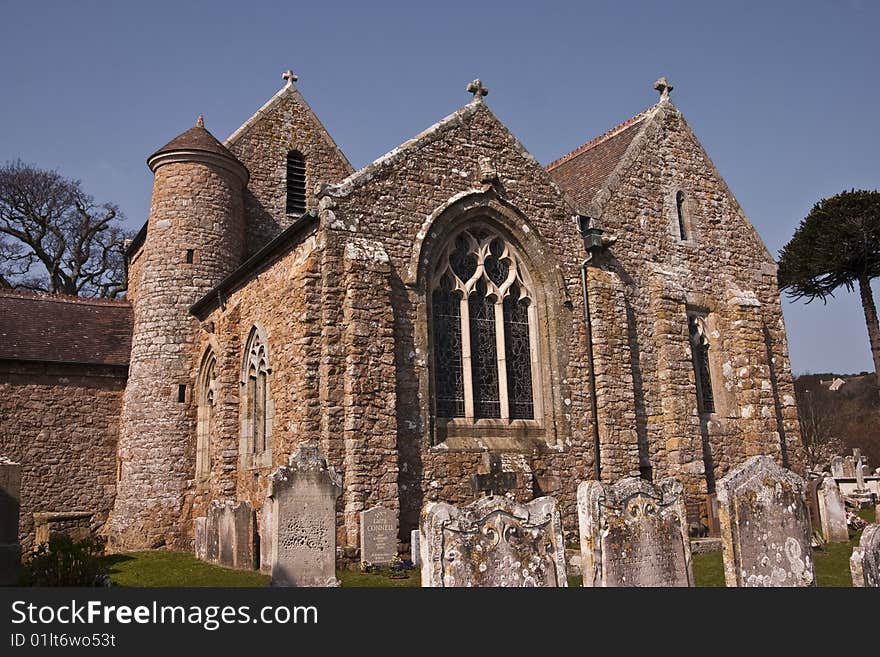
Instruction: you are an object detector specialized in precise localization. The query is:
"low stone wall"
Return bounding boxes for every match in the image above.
[0,360,125,550]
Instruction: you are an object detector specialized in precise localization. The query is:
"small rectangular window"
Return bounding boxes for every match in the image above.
[185,249,194,263]
[178,384,187,403]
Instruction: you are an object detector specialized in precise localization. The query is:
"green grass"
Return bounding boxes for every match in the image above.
[691,505,876,587]
[338,569,420,587]
[105,551,270,587]
[103,505,875,587]
[692,551,726,587]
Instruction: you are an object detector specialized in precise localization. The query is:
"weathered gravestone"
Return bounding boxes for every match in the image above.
[260,499,274,572]
[420,496,567,587]
[193,517,207,561]
[360,505,397,565]
[850,524,880,587]
[577,477,693,587]
[816,474,849,543]
[716,455,814,587]
[410,529,421,567]
[830,456,845,479]
[0,458,22,586]
[806,477,822,535]
[267,445,343,587]
[205,500,257,570]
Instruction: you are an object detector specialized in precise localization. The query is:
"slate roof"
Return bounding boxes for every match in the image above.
[0,290,132,366]
[546,107,654,209]
[150,123,242,164]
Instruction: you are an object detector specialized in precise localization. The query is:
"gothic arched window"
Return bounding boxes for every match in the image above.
[688,312,715,414]
[195,349,216,484]
[240,326,273,466]
[676,190,688,241]
[286,151,306,215]
[430,226,539,422]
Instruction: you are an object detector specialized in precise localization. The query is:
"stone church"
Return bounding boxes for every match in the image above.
[0,73,802,556]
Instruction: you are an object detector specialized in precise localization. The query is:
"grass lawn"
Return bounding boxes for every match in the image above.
[692,505,876,587]
[104,506,875,587]
[106,551,269,587]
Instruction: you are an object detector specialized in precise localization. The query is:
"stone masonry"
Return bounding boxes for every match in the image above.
[2,75,804,558]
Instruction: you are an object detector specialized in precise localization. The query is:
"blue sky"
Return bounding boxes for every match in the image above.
[1,0,878,375]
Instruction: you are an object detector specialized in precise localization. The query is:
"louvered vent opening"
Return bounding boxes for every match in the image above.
[286,151,306,215]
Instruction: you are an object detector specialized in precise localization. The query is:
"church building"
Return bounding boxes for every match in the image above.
[0,73,803,555]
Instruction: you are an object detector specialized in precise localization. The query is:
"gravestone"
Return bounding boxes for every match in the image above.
[193,517,207,561]
[410,529,421,567]
[806,477,822,533]
[205,506,219,562]
[830,456,845,479]
[260,499,274,572]
[0,458,22,586]
[267,444,343,587]
[716,455,814,587]
[816,474,848,543]
[360,505,397,565]
[850,524,879,587]
[420,495,567,587]
[577,477,693,587]
[842,456,856,478]
[206,500,257,570]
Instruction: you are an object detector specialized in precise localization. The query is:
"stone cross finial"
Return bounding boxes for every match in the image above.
[653,76,673,100]
[467,79,489,101]
[196,115,204,128]
[282,70,298,86]
[471,453,516,497]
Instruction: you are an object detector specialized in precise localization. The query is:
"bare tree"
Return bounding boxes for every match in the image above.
[0,160,130,298]
[794,378,845,469]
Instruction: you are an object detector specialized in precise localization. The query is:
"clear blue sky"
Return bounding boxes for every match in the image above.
[2,0,878,375]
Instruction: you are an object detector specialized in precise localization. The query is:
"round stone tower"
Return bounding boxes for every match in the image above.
[109,117,248,550]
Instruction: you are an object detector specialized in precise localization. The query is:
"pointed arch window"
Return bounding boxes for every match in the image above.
[430,226,539,422]
[196,349,216,484]
[240,326,273,467]
[286,151,306,215]
[688,312,715,414]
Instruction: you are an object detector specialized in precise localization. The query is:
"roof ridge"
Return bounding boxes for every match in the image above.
[323,101,482,199]
[0,288,130,307]
[225,84,354,174]
[546,104,657,171]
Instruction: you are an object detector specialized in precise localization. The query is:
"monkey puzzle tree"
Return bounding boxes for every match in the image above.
[0,159,130,298]
[778,190,880,386]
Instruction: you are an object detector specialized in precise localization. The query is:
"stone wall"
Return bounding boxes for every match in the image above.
[586,101,803,516]
[110,155,246,551]
[319,101,596,539]
[227,84,354,255]
[0,361,124,550]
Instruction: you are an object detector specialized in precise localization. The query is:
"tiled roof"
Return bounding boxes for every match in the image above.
[151,123,241,164]
[547,107,653,209]
[0,289,132,366]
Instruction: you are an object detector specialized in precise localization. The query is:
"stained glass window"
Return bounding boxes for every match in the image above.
[469,278,501,418]
[431,279,465,417]
[430,225,538,422]
[504,284,534,420]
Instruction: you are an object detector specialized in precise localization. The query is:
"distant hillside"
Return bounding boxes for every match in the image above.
[794,372,879,470]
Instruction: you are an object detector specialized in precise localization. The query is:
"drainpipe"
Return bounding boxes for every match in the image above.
[578,216,606,481]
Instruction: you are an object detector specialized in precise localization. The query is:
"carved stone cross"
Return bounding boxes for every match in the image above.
[282,70,298,86]
[472,453,516,497]
[467,79,489,101]
[653,76,673,100]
